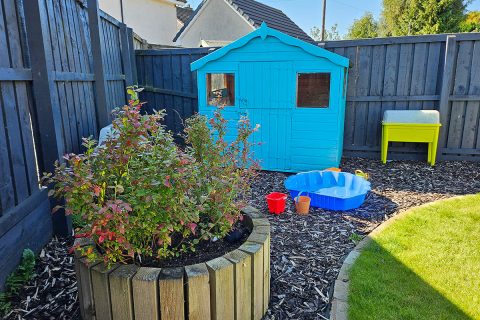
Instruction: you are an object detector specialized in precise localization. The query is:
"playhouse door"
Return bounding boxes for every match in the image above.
[238,61,293,171]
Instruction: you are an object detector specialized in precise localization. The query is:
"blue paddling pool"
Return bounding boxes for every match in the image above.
[284,171,371,211]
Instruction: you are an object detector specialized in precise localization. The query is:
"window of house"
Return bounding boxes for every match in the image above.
[296,73,330,108]
[207,73,235,106]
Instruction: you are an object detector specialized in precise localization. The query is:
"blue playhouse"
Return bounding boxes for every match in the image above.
[191,23,349,172]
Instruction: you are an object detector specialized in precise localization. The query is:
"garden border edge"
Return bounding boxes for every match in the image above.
[329,195,470,320]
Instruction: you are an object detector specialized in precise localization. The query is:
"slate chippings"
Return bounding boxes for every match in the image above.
[4,158,480,320]
[3,238,80,320]
[248,158,479,319]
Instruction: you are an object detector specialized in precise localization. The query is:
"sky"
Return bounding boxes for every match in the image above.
[187,0,480,37]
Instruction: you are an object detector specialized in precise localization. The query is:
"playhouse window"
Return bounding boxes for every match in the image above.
[207,73,235,106]
[297,73,330,108]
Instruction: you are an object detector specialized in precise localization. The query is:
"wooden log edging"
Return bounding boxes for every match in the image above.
[74,206,270,320]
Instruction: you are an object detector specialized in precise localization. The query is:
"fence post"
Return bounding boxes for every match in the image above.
[87,0,109,128]
[437,35,457,160]
[120,23,133,90]
[127,27,138,84]
[23,0,71,236]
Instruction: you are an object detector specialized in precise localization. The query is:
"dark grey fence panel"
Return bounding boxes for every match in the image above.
[0,0,51,291]
[322,33,480,161]
[40,0,134,154]
[0,0,136,290]
[322,37,448,159]
[99,11,129,114]
[44,0,98,154]
[136,34,480,161]
[440,35,480,159]
[0,0,38,216]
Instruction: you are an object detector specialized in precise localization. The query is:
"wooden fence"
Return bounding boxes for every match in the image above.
[0,0,135,290]
[136,33,480,161]
[322,33,480,161]
[136,47,215,135]
[133,32,148,50]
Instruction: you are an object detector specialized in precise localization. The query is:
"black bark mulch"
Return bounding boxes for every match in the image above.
[2,237,81,320]
[140,221,250,268]
[250,159,479,319]
[4,158,480,320]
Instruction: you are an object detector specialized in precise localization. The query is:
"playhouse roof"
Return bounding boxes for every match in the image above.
[191,23,349,71]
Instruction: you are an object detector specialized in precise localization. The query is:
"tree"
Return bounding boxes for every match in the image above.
[380,0,468,36]
[460,11,480,32]
[310,24,342,41]
[325,24,341,40]
[346,12,379,39]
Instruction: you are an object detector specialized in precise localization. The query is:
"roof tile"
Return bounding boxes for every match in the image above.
[176,6,194,24]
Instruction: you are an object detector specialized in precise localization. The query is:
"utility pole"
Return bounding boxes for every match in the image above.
[120,0,125,23]
[321,0,327,41]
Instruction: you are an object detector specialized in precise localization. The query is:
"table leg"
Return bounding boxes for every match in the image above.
[381,126,388,164]
[431,137,439,166]
[428,142,432,165]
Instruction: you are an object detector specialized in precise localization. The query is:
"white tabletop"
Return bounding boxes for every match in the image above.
[383,110,440,124]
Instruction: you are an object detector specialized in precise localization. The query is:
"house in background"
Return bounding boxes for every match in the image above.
[173,0,313,47]
[99,0,187,45]
[176,5,194,30]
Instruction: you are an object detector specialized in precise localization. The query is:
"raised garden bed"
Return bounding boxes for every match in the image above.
[74,207,270,320]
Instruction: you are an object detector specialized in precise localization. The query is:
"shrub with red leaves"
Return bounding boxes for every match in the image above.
[43,87,259,265]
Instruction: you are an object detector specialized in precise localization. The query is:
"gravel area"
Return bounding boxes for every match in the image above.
[3,238,80,320]
[4,158,480,320]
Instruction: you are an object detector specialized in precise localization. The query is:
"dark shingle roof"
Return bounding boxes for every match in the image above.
[173,0,313,43]
[176,6,194,25]
[229,0,313,43]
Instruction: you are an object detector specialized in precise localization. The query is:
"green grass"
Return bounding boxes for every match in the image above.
[348,193,480,320]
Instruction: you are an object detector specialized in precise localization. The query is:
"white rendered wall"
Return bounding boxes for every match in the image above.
[99,0,178,45]
[176,0,254,47]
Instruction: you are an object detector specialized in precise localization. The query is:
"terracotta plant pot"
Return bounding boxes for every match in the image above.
[295,193,311,215]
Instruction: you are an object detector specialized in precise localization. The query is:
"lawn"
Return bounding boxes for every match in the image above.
[348,193,480,320]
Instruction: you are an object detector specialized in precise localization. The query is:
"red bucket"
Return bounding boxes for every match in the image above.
[265,192,288,214]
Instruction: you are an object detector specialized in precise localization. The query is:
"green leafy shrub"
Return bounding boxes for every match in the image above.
[44,87,259,265]
[0,249,36,316]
